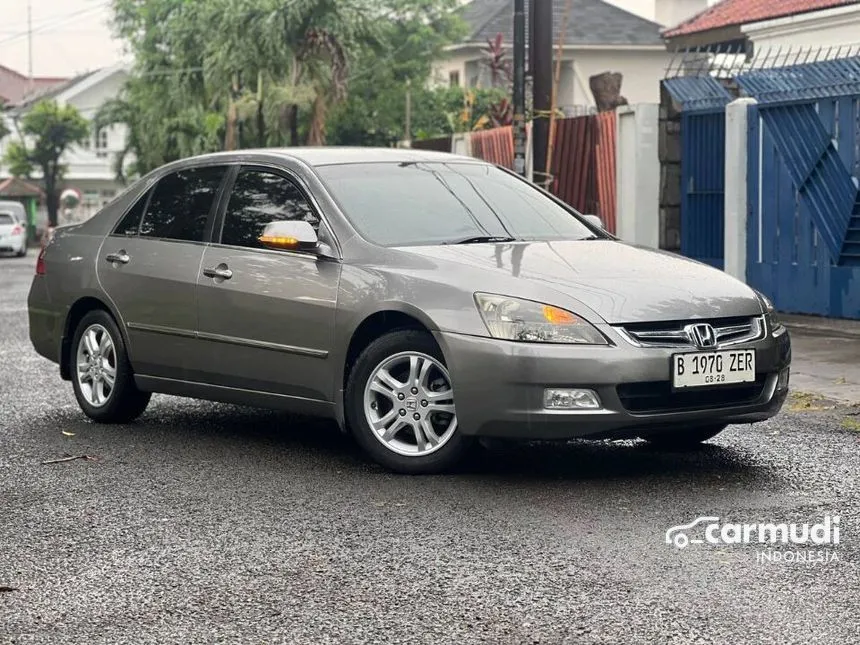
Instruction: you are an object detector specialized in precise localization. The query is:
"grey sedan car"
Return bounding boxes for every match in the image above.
[28,148,791,473]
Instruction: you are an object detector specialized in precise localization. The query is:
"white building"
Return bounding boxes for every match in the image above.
[432,0,708,110]
[0,62,131,223]
[741,2,860,57]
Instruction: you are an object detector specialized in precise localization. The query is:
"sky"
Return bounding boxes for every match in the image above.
[0,0,124,78]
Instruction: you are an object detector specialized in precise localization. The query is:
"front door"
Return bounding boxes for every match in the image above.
[194,166,340,401]
[98,165,228,379]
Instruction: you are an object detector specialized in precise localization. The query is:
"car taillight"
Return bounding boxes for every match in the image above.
[36,247,46,275]
[11,225,22,235]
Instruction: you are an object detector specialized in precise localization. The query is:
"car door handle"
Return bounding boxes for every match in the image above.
[202,265,233,280]
[105,251,130,265]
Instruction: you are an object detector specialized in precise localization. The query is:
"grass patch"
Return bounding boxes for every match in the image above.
[841,417,860,432]
[788,391,834,412]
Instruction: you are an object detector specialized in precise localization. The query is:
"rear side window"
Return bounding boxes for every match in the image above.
[113,193,149,236]
[220,168,319,250]
[139,166,226,242]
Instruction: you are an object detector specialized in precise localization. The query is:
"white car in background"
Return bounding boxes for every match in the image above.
[0,202,28,257]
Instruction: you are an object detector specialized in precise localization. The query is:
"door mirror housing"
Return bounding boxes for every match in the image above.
[258,220,319,252]
[583,214,604,230]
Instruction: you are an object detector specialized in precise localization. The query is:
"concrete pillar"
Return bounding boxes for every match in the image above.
[616,104,660,248]
[724,98,757,282]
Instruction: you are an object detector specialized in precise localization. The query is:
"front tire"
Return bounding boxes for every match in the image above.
[16,246,27,257]
[640,424,728,448]
[70,310,151,423]
[345,330,471,474]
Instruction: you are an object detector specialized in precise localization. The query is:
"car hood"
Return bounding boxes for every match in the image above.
[397,240,763,324]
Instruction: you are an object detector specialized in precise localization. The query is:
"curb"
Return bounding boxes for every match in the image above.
[783,321,860,340]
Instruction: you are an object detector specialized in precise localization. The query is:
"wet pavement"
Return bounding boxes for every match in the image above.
[2,254,859,644]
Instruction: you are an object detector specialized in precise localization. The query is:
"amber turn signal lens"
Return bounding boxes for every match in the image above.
[542,305,577,324]
[258,235,299,249]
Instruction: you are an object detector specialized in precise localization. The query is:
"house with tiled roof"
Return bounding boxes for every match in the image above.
[0,64,67,107]
[433,0,709,110]
[0,62,131,225]
[663,0,860,51]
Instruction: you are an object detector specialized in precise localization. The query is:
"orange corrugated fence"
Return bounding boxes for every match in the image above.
[547,112,617,234]
[470,126,514,169]
[593,112,617,234]
[465,116,617,234]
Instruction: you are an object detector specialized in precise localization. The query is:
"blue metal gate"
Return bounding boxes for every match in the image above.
[740,59,860,318]
[664,76,733,269]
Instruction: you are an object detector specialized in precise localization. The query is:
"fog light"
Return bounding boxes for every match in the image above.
[777,368,790,391]
[543,388,601,410]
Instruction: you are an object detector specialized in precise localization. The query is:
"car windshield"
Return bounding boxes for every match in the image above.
[316,161,601,246]
[0,213,15,226]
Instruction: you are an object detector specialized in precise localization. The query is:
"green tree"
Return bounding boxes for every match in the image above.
[3,101,89,226]
[100,0,463,180]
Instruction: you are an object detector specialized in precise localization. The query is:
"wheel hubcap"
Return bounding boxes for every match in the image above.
[363,351,457,457]
[75,323,117,408]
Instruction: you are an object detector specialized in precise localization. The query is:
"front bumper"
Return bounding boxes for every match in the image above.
[435,327,791,440]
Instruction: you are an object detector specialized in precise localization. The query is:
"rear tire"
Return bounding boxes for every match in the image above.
[640,424,728,448]
[70,309,151,423]
[345,330,471,474]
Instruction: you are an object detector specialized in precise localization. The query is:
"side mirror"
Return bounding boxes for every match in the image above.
[258,220,318,252]
[583,214,604,230]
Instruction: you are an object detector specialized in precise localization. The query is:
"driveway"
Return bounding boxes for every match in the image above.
[2,254,859,644]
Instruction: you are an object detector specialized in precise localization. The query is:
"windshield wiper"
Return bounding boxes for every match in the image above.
[447,235,517,245]
[579,235,602,241]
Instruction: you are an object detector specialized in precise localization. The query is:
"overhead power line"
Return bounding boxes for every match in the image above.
[0,3,110,47]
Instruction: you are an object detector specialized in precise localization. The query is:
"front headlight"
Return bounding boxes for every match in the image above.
[474,293,608,345]
[754,290,784,334]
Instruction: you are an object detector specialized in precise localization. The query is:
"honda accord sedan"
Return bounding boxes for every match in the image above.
[28,148,791,473]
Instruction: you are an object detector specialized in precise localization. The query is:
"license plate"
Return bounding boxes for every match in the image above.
[672,349,755,388]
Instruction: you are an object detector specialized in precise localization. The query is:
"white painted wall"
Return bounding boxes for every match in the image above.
[568,49,674,107]
[616,104,660,248]
[430,52,474,88]
[742,4,860,55]
[432,46,672,108]
[604,0,711,25]
[723,98,756,283]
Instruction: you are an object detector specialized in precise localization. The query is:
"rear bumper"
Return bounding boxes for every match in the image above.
[435,328,791,440]
[0,235,25,253]
[28,276,63,365]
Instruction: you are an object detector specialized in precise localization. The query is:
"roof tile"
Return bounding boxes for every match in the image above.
[664,0,858,38]
[462,0,664,47]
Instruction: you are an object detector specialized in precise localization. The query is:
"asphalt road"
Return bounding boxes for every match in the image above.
[2,253,859,645]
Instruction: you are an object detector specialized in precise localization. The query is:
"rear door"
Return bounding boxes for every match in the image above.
[98,164,228,379]
[194,165,340,401]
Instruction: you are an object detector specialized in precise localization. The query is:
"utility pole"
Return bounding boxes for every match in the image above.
[532,0,553,188]
[405,78,412,146]
[512,0,527,177]
[27,1,33,92]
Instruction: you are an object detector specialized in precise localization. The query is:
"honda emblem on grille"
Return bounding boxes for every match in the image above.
[687,323,717,349]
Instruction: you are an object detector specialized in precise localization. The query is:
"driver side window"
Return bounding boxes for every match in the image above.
[220,168,320,250]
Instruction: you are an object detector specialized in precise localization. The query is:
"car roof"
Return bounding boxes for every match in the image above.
[172,147,483,169]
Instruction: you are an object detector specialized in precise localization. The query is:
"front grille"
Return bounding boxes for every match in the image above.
[617,375,768,414]
[616,316,764,349]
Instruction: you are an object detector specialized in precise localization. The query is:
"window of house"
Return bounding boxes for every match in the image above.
[449,70,460,88]
[138,166,227,242]
[220,168,319,250]
[95,128,109,158]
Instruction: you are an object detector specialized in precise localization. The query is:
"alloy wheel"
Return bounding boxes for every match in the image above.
[363,351,457,457]
[75,323,117,408]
